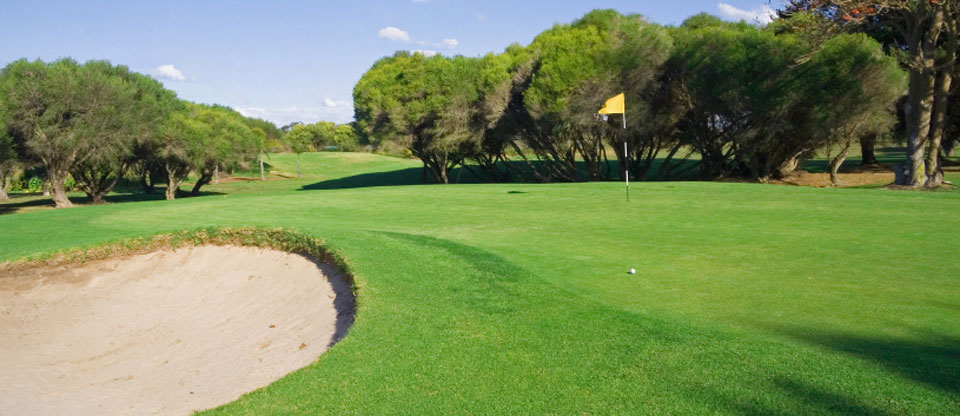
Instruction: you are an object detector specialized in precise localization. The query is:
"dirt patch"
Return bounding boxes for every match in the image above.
[206,175,289,184]
[769,166,895,188]
[0,245,354,415]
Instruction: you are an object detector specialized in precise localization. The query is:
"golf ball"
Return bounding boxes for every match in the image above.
[629,268,636,275]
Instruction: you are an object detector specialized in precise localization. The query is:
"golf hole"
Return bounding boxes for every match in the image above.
[0,245,355,416]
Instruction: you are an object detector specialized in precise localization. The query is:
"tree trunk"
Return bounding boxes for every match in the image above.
[164,163,184,201]
[0,174,9,202]
[47,170,73,208]
[297,154,302,179]
[829,141,852,187]
[438,166,449,184]
[859,134,879,167]
[776,152,803,177]
[259,152,265,181]
[191,171,213,196]
[901,69,937,186]
[89,191,108,205]
[165,176,181,201]
[214,165,220,184]
[925,12,956,188]
[898,7,945,187]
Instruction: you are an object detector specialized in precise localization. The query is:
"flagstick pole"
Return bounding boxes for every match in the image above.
[624,140,629,202]
[624,110,629,203]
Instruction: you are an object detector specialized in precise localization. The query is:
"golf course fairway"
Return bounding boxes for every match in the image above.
[0,153,958,415]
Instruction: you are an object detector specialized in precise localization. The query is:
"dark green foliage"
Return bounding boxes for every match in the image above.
[355,9,906,184]
[670,21,904,180]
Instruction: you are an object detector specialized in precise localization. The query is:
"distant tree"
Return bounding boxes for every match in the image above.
[158,104,208,200]
[188,105,262,195]
[280,122,301,134]
[309,121,336,150]
[333,123,360,151]
[241,116,281,181]
[156,103,261,199]
[285,123,314,178]
[0,115,17,201]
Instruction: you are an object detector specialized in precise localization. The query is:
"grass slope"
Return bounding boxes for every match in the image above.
[0,152,958,415]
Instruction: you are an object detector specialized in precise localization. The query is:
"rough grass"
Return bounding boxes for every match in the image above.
[0,152,958,415]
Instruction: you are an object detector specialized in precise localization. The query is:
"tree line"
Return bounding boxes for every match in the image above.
[0,58,356,208]
[354,8,956,187]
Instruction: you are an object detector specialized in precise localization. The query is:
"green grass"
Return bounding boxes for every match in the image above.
[1,152,958,414]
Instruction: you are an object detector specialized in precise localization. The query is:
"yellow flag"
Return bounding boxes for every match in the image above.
[598,93,625,115]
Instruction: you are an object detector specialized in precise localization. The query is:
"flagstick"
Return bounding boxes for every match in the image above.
[624,140,629,202]
[623,105,629,202]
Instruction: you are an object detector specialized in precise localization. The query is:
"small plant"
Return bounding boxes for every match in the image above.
[64,175,78,192]
[27,176,42,193]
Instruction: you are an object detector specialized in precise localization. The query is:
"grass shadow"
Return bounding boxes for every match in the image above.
[701,376,900,416]
[301,167,425,190]
[300,157,702,191]
[0,190,226,215]
[775,326,960,395]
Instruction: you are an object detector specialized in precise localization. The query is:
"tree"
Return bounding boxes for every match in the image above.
[516,18,613,181]
[310,121,336,150]
[782,1,959,187]
[156,103,261,199]
[158,105,208,200]
[333,123,360,151]
[243,116,282,181]
[498,10,673,182]
[0,58,169,207]
[669,19,904,181]
[354,52,485,183]
[0,115,17,201]
[0,59,85,207]
[68,62,176,203]
[188,105,262,195]
[285,123,314,179]
[577,10,675,182]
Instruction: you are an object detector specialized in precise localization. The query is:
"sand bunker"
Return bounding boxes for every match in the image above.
[0,245,354,415]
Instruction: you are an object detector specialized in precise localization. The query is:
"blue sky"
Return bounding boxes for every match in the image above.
[0,1,779,126]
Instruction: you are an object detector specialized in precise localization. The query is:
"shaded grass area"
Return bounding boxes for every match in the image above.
[0,161,958,415]
[3,146,947,215]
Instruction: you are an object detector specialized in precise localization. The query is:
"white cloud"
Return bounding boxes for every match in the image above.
[477,13,486,22]
[440,38,458,48]
[378,27,457,50]
[151,64,186,81]
[236,103,354,126]
[411,49,438,57]
[323,98,337,107]
[378,26,411,43]
[717,3,777,25]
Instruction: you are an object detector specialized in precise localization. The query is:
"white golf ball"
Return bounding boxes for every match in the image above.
[629,268,636,275]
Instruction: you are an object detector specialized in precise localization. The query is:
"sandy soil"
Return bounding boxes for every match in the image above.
[773,169,895,187]
[0,245,354,416]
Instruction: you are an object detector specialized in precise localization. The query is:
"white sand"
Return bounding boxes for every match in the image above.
[0,245,354,415]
